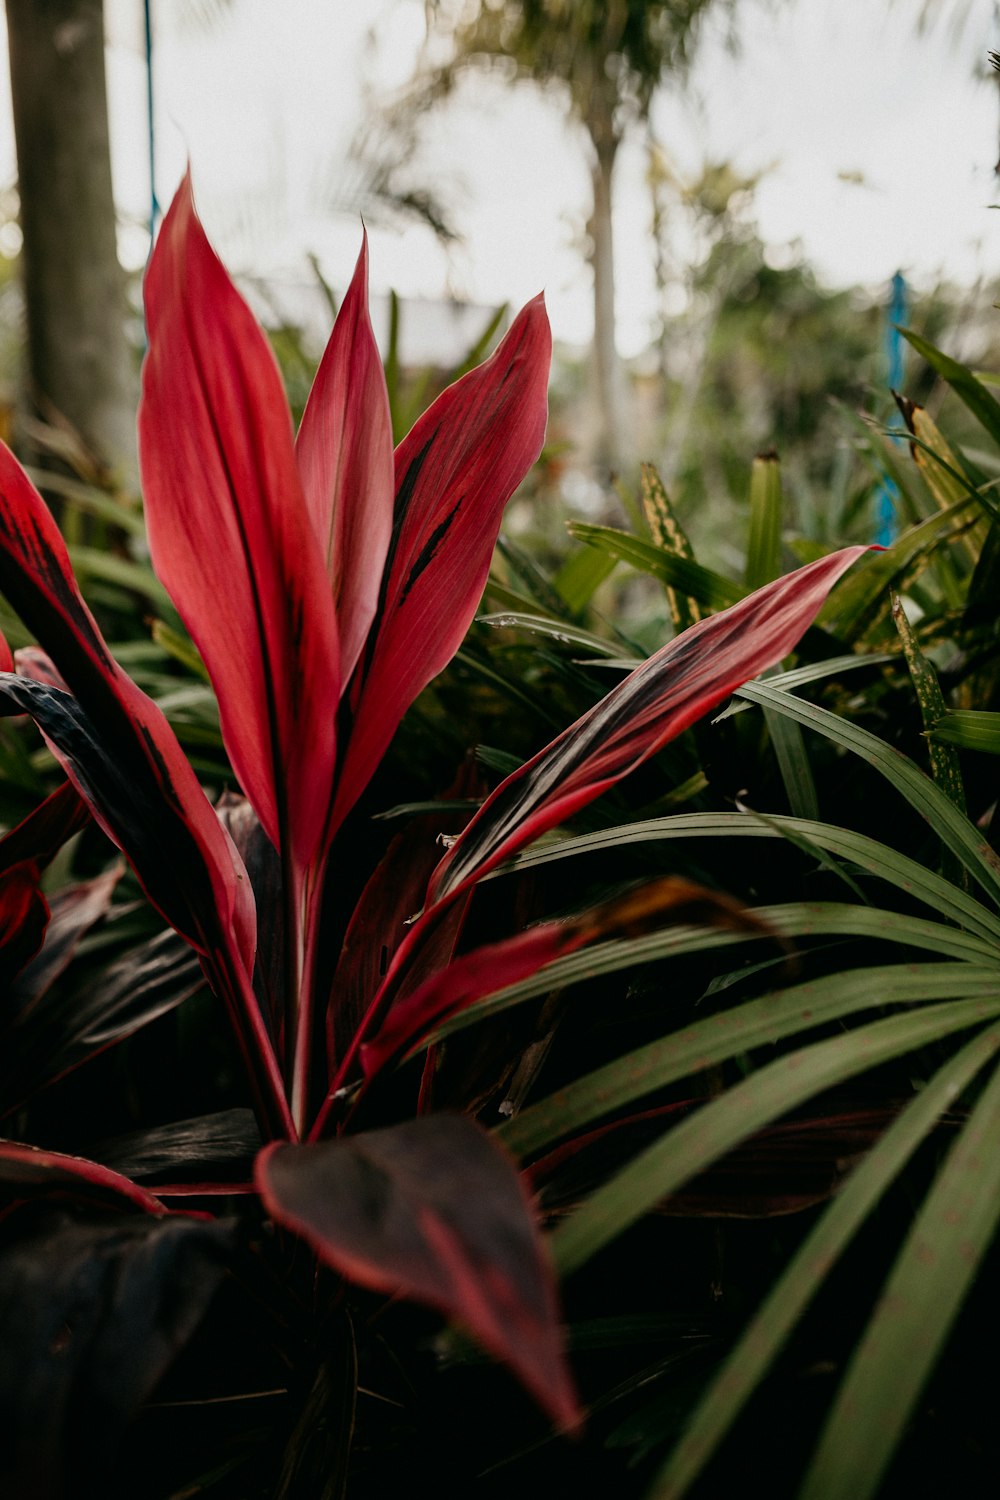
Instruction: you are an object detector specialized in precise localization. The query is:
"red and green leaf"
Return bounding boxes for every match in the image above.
[429,547,870,901]
[357,879,767,1087]
[257,1114,579,1431]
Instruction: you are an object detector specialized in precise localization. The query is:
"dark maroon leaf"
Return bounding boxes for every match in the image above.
[326,768,484,1072]
[529,1105,915,1219]
[0,675,290,1137]
[0,1140,169,1212]
[0,780,88,874]
[0,927,203,1115]
[0,1204,232,1499]
[257,1114,579,1430]
[88,1108,261,1187]
[9,867,121,1023]
[0,862,48,985]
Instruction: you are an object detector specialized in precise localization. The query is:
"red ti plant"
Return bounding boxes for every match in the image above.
[0,174,869,1491]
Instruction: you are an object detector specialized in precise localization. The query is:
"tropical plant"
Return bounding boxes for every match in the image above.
[456,330,1000,1495]
[0,175,867,1495]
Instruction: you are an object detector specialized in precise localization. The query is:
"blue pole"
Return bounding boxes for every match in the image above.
[144,0,159,251]
[875,271,908,546]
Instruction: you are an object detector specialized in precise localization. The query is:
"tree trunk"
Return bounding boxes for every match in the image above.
[5,0,137,477]
[585,109,627,477]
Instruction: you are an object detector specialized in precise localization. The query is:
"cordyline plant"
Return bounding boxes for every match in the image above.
[0,175,867,1493]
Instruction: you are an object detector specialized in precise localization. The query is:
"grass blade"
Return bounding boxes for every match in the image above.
[745,452,783,591]
[549,997,1000,1276]
[799,1047,1000,1500]
[648,1020,1000,1498]
[931,710,1000,754]
[568,523,744,611]
[498,960,1000,1161]
[495,812,1000,944]
[735,681,1000,911]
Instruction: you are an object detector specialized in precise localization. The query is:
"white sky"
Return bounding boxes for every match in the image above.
[2,1,999,357]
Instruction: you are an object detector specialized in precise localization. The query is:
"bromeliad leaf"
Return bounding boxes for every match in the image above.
[256,1114,579,1431]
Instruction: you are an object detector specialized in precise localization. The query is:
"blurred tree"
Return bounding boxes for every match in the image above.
[407,0,738,475]
[4,0,136,477]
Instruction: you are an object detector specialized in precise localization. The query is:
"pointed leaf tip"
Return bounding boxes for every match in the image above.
[430,546,871,900]
[256,1117,580,1431]
[141,176,340,876]
[330,292,553,828]
[297,220,393,686]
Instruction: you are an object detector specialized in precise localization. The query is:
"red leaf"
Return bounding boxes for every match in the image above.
[0,1140,167,1214]
[140,175,340,878]
[358,879,768,1086]
[0,863,49,984]
[0,780,88,874]
[429,547,871,901]
[330,295,552,831]
[0,448,293,1136]
[326,766,485,1073]
[296,231,394,685]
[256,1115,579,1430]
[0,448,254,972]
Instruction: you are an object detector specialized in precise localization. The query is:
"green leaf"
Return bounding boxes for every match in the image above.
[799,1047,1000,1500]
[891,592,966,816]
[648,1020,1000,1500]
[820,496,979,636]
[497,958,1000,1163]
[552,544,617,614]
[568,523,744,611]
[745,453,783,591]
[763,705,818,820]
[901,327,1000,448]
[478,612,621,657]
[66,546,175,612]
[931,710,1000,755]
[736,681,1000,911]
[494,812,1000,944]
[150,620,211,682]
[549,997,1000,1276]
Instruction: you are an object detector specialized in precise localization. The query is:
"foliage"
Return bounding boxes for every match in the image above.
[0,176,866,1497]
[467,315,1000,1494]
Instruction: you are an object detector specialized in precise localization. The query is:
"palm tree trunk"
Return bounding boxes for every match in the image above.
[585,114,627,476]
[5,0,137,477]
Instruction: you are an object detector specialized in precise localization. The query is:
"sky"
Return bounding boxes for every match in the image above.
[2,1,999,358]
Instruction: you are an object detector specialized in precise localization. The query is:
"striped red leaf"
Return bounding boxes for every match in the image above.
[0,447,254,973]
[256,1115,579,1431]
[429,547,870,902]
[296,231,394,685]
[140,174,340,879]
[356,879,767,1087]
[329,295,552,832]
